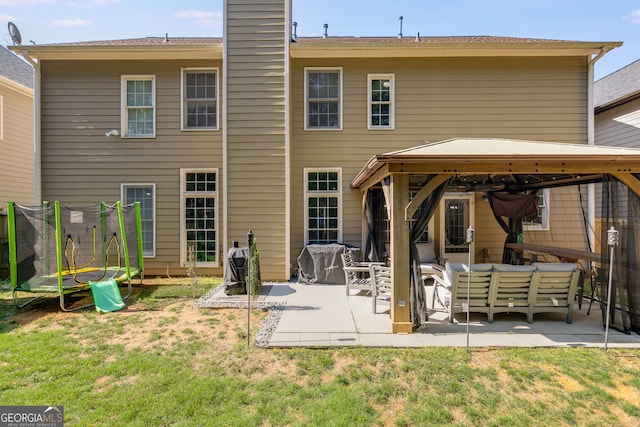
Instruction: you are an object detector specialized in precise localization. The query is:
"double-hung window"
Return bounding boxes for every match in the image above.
[368,74,394,129]
[182,68,218,130]
[121,184,155,257]
[304,169,342,244]
[523,189,550,230]
[181,169,218,267]
[305,68,342,130]
[121,75,155,138]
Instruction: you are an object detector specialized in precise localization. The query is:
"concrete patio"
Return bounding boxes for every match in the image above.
[245,281,640,348]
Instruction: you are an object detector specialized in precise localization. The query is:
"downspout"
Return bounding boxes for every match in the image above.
[588,47,611,145]
[18,52,41,205]
[285,0,292,278]
[222,0,229,262]
[587,47,613,251]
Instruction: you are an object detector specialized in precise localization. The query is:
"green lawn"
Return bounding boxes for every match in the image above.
[1,278,639,426]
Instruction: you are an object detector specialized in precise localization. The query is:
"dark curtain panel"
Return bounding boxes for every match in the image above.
[601,174,640,334]
[409,177,451,327]
[488,193,539,264]
[364,189,381,262]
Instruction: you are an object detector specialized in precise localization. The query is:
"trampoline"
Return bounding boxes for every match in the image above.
[7,201,144,311]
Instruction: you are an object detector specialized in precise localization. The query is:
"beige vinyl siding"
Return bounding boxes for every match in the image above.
[0,80,34,207]
[225,0,287,280]
[473,193,510,263]
[291,56,588,266]
[39,59,222,277]
[595,97,640,148]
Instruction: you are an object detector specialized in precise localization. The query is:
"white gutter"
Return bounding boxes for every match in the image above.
[587,47,614,251]
[18,52,41,205]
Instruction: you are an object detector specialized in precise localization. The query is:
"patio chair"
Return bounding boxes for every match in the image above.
[368,264,392,314]
[341,251,382,296]
[415,241,445,284]
[488,264,536,323]
[432,262,493,322]
[528,263,580,323]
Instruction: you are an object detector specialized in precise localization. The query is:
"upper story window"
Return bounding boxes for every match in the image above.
[182,68,218,130]
[368,74,394,129]
[304,168,342,244]
[121,75,155,138]
[305,68,342,130]
[523,189,550,230]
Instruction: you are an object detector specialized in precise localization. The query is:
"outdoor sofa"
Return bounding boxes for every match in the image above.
[432,262,581,324]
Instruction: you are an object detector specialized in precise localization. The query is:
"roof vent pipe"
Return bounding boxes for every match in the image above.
[164,33,169,43]
[292,22,297,41]
[398,16,403,38]
[323,23,328,38]
[415,32,420,42]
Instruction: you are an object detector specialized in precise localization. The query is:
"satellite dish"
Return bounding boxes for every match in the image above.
[8,22,22,45]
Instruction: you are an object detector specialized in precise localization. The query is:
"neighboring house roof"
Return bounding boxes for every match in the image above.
[594,59,640,112]
[0,45,33,89]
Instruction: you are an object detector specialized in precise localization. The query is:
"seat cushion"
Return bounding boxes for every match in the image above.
[493,264,536,272]
[446,262,493,274]
[532,262,576,272]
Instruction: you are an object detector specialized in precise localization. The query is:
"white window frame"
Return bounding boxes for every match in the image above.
[367,74,395,130]
[121,183,156,258]
[180,168,219,268]
[304,67,343,130]
[121,75,156,138]
[523,189,550,231]
[304,168,342,245]
[180,67,219,131]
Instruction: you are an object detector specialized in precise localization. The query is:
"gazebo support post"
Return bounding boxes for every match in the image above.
[390,173,412,333]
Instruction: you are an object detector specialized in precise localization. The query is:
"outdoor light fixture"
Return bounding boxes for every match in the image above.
[105,129,120,137]
[247,230,254,347]
[465,226,475,351]
[604,226,619,352]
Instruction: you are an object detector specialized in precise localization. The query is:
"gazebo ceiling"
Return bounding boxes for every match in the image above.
[351,138,640,193]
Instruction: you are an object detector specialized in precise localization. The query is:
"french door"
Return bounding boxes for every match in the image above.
[440,193,475,264]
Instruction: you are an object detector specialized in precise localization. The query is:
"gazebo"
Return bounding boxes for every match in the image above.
[351,138,640,334]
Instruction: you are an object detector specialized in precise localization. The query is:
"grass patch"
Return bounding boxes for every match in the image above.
[0,277,639,426]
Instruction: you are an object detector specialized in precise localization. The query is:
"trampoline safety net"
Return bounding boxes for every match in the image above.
[8,201,143,298]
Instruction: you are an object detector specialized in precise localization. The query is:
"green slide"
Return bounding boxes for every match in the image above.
[89,279,125,313]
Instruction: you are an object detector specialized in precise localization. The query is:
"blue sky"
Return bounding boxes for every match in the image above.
[2,0,640,80]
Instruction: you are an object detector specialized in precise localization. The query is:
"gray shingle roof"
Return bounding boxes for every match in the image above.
[594,59,640,109]
[34,37,221,47]
[0,45,33,89]
[294,35,577,44]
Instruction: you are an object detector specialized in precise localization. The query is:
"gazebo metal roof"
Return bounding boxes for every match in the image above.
[351,138,640,195]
